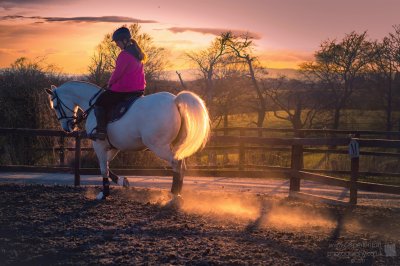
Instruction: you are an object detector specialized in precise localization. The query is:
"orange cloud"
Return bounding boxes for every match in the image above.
[0,21,105,73]
[258,50,313,62]
[0,48,15,56]
[256,49,314,69]
[168,27,262,40]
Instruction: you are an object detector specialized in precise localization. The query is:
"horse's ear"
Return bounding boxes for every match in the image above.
[45,88,53,95]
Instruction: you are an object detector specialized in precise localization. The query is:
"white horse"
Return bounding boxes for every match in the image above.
[45,81,210,205]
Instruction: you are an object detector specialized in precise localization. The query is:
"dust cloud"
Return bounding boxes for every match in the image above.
[180,190,337,230]
[111,187,397,237]
[181,190,261,220]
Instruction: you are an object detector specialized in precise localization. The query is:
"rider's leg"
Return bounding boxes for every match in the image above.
[93,90,124,140]
[92,91,139,140]
[92,91,111,140]
[94,106,107,140]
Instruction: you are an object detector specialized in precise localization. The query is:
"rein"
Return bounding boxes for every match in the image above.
[52,88,104,127]
[74,88,104,126]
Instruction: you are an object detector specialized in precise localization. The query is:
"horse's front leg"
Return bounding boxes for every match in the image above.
[93,142,119,200]
[96,157,110,200]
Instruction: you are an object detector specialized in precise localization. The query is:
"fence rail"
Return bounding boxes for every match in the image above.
[213,127,400,137]
[1,127,400,205]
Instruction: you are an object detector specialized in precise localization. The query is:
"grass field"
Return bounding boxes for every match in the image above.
[217,109,400,131]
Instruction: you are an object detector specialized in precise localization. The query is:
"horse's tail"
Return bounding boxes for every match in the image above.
[172,91,210,160]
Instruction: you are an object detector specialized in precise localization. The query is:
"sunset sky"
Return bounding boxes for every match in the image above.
[1,0,399,76]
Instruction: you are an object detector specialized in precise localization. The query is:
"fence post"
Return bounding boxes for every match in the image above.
[196,152,202,166]
[207,143,216,167]
[74,134,81,187]
[290,131,303,192]
[223,127,229,167]
[59,136,65,166]
[290,144,302,192]
[239,128,245,170]
[349,137,360,205]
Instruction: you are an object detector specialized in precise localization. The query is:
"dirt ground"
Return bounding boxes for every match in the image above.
[0,183,399,265]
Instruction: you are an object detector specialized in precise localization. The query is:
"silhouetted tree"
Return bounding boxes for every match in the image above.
[226,32,268,128]
[300,31,373,129]
[371,41,396,131]
[262,77,329,130]
[370,25,400,132]
[185,33,231,113]
[212,54,250,128]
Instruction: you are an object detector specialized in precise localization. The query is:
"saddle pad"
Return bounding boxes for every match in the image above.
[107,95,142,123]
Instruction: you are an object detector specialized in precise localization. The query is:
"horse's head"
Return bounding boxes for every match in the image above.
[45,85,77,132]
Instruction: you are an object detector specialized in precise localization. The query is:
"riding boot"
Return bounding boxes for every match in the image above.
[93,106,107,140]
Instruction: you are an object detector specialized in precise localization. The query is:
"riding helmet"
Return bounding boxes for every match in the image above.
[112,27,131,42]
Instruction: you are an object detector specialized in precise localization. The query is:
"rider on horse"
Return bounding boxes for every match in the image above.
[93,26,147,140]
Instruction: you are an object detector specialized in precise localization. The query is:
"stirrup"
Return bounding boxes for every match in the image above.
[91,131,107,140]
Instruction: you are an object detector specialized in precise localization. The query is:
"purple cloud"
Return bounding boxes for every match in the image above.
[0,15,158,23]
[168,27,262,40]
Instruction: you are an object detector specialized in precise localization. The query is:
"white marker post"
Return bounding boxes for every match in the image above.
[349,138,360,204]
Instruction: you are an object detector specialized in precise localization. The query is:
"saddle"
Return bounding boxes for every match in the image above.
[106,95,142,123]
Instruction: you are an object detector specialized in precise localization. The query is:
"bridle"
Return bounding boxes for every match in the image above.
[51,88,104,129]
[51,90,77,130]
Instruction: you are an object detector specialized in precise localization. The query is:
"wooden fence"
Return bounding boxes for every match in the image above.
[1,127,400,205]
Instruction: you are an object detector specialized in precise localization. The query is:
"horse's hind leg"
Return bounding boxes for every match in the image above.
[109,169,130,187]
[168,159,185,208]
[146,144,185,197]
[171,159,186,196]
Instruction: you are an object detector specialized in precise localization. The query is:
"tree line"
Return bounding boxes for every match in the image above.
[179,26,400,132]
[1,24,400,133]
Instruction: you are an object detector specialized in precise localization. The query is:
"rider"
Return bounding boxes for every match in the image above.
[93,26,147,140]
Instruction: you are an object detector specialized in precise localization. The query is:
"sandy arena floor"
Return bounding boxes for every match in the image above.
[0,182,399,265]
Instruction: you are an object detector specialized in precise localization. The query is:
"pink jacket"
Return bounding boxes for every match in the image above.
[108,50,146,92]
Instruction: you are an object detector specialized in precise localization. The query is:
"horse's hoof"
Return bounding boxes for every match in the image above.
[118,177,130,188]
[96,191,107,200]
[123,177,130,188]
[165,195,184,209]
